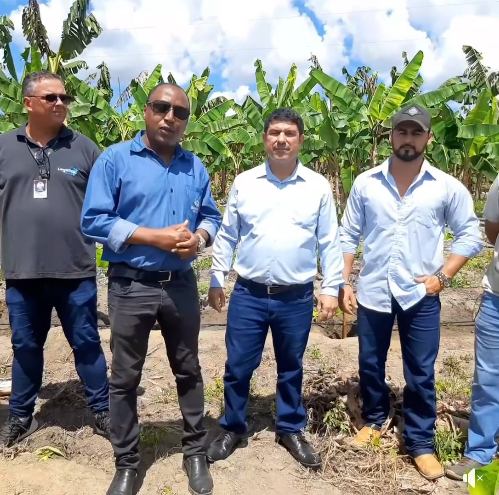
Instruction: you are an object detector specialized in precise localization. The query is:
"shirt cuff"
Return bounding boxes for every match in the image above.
[210,271,226,288]
[320,286,339,297]
[108,219,139,253]
[197,220,217,247]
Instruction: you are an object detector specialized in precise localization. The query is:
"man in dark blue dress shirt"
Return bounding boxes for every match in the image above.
[81,83,222,495]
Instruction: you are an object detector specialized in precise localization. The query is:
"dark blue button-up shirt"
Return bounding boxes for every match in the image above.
[81,131,222,271]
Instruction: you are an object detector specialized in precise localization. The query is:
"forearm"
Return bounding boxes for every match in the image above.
[485,221,499,245]
[342,253,356,282]
[441,254,470,278]
[196,228,210,243]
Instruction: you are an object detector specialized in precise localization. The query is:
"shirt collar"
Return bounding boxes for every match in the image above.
[130,130,187,159]
[380,157,438,181]
[16,123,73,143]
[257,159,308,182]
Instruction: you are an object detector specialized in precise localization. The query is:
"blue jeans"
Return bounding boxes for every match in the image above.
[220,278,314,435]
[6,277,109,417]
[357,295,441,457]
[464,291,499,464]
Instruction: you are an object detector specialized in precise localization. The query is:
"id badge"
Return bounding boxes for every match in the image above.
[33,179,47,199]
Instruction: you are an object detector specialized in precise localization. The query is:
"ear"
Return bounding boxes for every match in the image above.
[427,131,434,145]
[24,96,33,113]
[299,133,305,145]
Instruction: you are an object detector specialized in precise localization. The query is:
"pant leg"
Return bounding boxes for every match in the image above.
[108,277,159,470]
[464,291,499,464]
[157,269,206,456]
[396,295,441,457]
[357,302,396,428]
[52,277,109,414]
[269,283,314,434]
[220,280,270,435]
[6,280,53,418]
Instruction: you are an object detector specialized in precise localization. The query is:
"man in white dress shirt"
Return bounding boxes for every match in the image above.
[207,108,344,468]
[339,105,483,480]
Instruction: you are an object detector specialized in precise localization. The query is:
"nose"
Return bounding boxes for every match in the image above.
[277,132,286,143]
[163,107,175,123]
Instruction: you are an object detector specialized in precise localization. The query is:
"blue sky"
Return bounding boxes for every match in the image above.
[1,0,498,108]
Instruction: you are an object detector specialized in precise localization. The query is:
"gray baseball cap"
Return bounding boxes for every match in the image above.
[391,104,431,131]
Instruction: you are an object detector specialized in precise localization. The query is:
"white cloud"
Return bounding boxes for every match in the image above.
[5,0,499,96]
[305,0,499,89]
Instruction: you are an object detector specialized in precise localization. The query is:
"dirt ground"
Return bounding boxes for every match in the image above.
[0,245,490,495]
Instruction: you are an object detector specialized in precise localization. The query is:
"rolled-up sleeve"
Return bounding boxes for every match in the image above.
[196,168,222,246]
[446,179,483,258]
[339,182,364,254]
[210,182,240,288]
[317,186,344,297]
[81,150,138,253]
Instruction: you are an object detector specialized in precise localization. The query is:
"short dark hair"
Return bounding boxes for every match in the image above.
[147,82,189,107]
[22,71,63,98]
[264,108,304,135]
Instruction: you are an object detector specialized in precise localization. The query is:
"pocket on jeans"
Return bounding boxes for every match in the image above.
[108,277,134,296]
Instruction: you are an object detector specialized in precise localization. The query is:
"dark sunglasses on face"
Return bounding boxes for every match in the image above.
[29,94,75,105]
[147,100,190,121]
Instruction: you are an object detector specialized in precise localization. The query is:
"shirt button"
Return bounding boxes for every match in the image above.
[173,211,176,215]
[171,188,174,192]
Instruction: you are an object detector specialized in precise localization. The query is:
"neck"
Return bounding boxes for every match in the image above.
[26,121,61,147]
[389,155,424,177]
[143,133,176,164]
[268,157,297,181]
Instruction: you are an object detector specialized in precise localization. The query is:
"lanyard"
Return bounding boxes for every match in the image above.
[26,141,52,180]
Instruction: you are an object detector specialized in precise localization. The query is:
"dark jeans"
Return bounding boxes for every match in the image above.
[6,277,109,417]
[220,278,314,435]
[108,268,205,470]
[357,295,441,457]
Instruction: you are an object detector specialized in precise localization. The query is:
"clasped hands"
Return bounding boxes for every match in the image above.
[155,220,198,259]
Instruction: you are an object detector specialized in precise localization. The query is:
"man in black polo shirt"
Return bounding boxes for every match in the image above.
[0,70,110,447]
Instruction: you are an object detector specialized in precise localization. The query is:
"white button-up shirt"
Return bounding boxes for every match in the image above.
[210,161,344,296]
[340,159,483,312]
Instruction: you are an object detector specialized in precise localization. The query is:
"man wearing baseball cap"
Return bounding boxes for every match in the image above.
[338,104,482,479]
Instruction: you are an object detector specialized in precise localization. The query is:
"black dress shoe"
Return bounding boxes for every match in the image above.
[206,430,247,462]
[276,433,322,470]
[182,455,213,495]
[105,469,137,495]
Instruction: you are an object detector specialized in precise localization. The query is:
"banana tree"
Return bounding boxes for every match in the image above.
[21,0,102,76]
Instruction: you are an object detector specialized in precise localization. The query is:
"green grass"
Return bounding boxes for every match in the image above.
[434,425,466,464]
[197,282,210,296]
[466,249,493,271]
[450,272,472,288]
[474,199,486,215]
[435,355,472,403]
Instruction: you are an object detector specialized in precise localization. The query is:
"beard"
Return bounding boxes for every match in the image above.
[394,145,424,162]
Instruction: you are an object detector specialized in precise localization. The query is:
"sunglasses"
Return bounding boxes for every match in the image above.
[147,101,190,121]
[28,94,75,105]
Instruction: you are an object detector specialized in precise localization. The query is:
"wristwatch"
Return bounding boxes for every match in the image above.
[435,271,452,288]
[196,234,206,254]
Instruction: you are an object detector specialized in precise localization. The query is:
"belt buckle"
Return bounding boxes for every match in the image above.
[158,271,172,282]
[267,285,279,294]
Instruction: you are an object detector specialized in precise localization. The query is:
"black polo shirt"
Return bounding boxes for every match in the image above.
[0,124,101,279]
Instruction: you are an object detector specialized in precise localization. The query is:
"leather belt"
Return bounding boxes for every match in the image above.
[236,276,310,295]
[108,263,184,283]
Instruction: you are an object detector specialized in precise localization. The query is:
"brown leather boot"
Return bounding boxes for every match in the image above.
[413,454,444,480]
[350,426,381,448]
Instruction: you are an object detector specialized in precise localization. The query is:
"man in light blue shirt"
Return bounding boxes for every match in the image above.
[339,105,482,480]
[81,83,221,495]
[207,108,344,469]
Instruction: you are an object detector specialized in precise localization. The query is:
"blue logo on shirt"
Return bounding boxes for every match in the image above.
[58,167,79,177]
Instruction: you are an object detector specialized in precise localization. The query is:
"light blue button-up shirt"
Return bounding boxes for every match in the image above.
[210,161,344,296]
[340,159,483,312]
[81,131,222,271]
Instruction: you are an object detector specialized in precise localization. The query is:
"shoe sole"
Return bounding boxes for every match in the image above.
[206,437,248,463]
[445,470,465,481]
[275,437,322,471]
[182,463,213,495]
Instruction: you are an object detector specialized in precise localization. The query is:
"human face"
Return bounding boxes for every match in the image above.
[263,120,304,164]
[24,78,71,126]
[391,121,432,162]
[143,86,190,149]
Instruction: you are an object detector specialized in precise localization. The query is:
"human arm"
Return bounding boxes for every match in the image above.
[416,179,483,293]
[338,182,365,314]
[483,175,499,245]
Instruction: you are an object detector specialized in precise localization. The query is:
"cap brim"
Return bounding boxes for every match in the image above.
[392,116,429,132]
